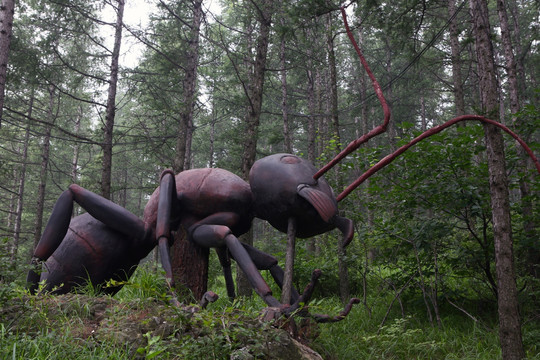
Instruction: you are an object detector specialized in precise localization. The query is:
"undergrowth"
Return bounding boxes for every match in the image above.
[1,263,539,359]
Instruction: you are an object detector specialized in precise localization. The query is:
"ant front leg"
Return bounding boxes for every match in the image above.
[241,243,300,305]
[215,247,236,300]
[189,221,281,308]
[155,170,181,306]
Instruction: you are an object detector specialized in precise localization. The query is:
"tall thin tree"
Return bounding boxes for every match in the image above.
[174,0,203,173]
[237,0,272,297]
[0,0,15,126]
[169,0,208,301]
[470,0,525,358]
[101,0,125,199]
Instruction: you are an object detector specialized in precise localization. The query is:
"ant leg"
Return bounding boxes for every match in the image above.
[67,184,146,239]
[27,190,74,293]
[216,248,236,300]
[333,216,354,247]
[241,243,300,304]
[190,224,281,308]
[27,185,148,294]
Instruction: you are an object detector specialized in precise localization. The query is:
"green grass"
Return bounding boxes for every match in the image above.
[2,264,539,359]
[311,301,502,360]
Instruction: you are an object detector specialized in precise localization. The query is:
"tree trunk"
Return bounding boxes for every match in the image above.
[171,229,209,301]
[0,0,15,126]
[326,13,350,303]
[470,1,525,358]
[507,1,527,102]
[174,0,202,173]
[11,90,33,265]
[497,0,537,277]
[71,106,82,183]
[384,37,396,149]
[280,14,292,153]
[169,0,206,301]
[496,0,519,116]
[305,27,318,255]
[240,3,271,180]
[101,0,124,199]
[237,0,272,297]
[32,85,55,252]
[209,86,217,168]
[447,0,465,116]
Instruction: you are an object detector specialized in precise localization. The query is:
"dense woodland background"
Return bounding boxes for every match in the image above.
[0,0,539,358]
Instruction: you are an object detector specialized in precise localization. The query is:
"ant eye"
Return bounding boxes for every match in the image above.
[280,155,300,164]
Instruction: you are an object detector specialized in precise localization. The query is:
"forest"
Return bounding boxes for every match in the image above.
[0,0,539,359]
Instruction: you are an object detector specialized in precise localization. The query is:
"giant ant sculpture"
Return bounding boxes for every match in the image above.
[27,7,539,323]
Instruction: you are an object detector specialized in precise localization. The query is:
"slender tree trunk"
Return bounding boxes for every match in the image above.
[326,13,350,303]
[6,171,15,240]
[70,107,82,217]
[305,27,317,254]
[326,14,339,149]
[280,15,292,153]
[317,69,326,164]
[32,85,56,252]
[497,0,537,276]
[470,1,525,358]
[240,4,271,180]
[448,0,465,116]
[384,37,396,148]
[209,87,216,168]
[420,95,427,131]
[237,0,272,297]
[101,0,124,199]
[184,117,194,170]
[496,0,519,116]
[174,0,202,173]
[170,0,206,300]
[0,0,15,126]
[11,90,34,265]
[71,107,82,183]
[507,1,526,101]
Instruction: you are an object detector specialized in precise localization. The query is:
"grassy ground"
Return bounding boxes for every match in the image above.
[2,264,539,359]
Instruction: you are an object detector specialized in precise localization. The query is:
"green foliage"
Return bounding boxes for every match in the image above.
[2,264,540,359]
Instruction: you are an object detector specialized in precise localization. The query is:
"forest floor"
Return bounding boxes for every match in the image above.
[2,265,539,359]
[1,292,324,359]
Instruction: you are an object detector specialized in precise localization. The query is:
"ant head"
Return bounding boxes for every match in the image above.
[249,153,338,238]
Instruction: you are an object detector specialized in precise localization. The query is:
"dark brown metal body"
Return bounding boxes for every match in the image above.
[41,213,151,295]
[28,160,357,321]
[250,154,339,238]
[143,168,254,238]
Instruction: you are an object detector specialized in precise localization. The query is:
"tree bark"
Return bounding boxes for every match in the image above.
[305,25,319,255]
[71,106,82,183]
[11,90,33,265]
[169,0,206,301]
[240,1,271,180]
[237,0,272,297]
[507,1,527,101]
[447,0,465,116]
[280,25,292,153]
[101,0,124,199]
[496,0,537,277]
[0,0,15,126]
[32,85,55,252]
[171,229,209,301]
[470,0,525,358]
[326,12,350,303]
[496,0,519,116]
[174,0,202,173]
